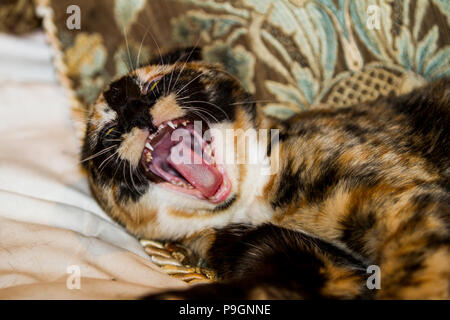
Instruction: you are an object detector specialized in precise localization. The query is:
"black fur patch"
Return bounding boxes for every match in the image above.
[340,210,377,255]
[390,78,449,171]
[271,162,303,209]
[208,224,367,280]
[302,157,340,204]
[147,47,203,66]
[104,75,157,132]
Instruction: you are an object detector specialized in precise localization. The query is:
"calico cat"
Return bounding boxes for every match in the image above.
[81,48,450,299]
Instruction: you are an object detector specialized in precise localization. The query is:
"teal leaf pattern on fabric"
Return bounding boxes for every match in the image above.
[424,47,450,79]
[396,26,414,71]
[308,3,336,82]
[292,63,318,104]
[316,0,348,39]
[203,42,255,93]
[416,26,439,75]
[266,81,307,111]
[168,0,449,120]
[264,103,298,120]
[114,0,146,32]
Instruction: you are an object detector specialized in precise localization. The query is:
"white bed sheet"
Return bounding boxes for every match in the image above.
[0,32,186,299]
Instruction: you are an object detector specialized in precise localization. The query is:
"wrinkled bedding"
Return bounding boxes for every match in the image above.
[0,32,186,299]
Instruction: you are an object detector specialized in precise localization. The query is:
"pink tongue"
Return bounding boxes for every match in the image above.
[168,142,223,198]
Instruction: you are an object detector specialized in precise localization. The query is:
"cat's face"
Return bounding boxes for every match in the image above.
[81,52,262,240]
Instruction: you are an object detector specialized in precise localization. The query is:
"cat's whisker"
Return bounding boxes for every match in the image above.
[181,100,231,122]
[170,39,202,93]
[214,68,248,94]
[188,107,221,125]
[122,163,131,192]
[122,26,134,72]
[129,160,139,196]
[88,128,122,144]
[185,108,215,129]
[174,84,211,102]
[175,73,204,97]
[112,158,122,182]
[136,26,151,70]
[98,150,119,172]
[127,160,147,197]
[175,89,206,103]
[134,20,165,95]
[80,145,116,163]
[188,105,220,124]
[166,55,186,96]
[175,87,192,99]
[136,20,164,67]
[104,138,122,142]
[229,99,278,106]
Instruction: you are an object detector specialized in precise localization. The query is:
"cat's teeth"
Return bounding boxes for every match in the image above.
[168,121,176,129]
[145,142,153,151]
[209,179,229,201]
[204,145,212,157]
[181,121,188,127]
[170,179,190,189]
[145,152,152,163]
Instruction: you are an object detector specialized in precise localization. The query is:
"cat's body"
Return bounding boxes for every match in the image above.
[81,48,449,299]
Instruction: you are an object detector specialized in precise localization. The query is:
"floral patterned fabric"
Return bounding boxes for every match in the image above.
[36,0,449,120]
[0,0,40,34]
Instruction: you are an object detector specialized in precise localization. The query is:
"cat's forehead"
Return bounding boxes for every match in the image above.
[88,64,186,134]
[90,63,213,116]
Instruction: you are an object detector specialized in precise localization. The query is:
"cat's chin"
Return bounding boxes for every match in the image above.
[140,118,232,204]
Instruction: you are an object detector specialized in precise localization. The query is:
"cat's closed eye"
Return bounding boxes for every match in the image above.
[143,75,163,95]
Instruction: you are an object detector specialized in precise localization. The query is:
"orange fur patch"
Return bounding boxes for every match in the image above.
[150,94,186,126]
[117,127,148,166]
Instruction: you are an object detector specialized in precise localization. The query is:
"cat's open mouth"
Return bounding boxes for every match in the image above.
[141,119,232,203]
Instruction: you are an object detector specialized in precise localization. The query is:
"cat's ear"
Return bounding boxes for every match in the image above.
[146,47,202,66]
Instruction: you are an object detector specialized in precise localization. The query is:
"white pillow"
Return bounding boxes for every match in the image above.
[0,32,186,299]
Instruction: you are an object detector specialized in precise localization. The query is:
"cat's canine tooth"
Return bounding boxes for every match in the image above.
[204,145,212,156]
[168,121,176,129]
[181,121,188,126]
[145,142,153,151]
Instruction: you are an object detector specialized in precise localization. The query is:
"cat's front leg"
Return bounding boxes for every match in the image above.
[144,224,370,299]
